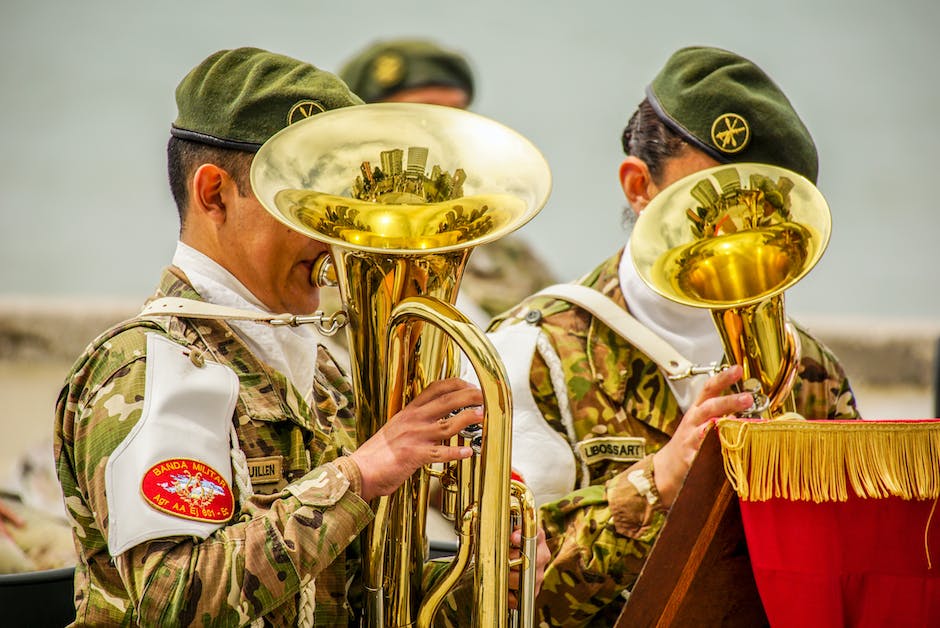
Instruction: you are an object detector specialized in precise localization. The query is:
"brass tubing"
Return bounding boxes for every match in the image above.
[249,103,553,627]
[711,295,799,418]
[510,479,538,628]
[417,508,476,628]
[388,296,514,627]
[329,247,467,628]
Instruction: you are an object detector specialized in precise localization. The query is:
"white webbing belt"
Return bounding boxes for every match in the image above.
[140,297,301,323]
[530,284,710,380]
[139,297,346,335]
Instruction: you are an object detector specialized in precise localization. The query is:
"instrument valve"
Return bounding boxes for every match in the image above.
[459,423,484,454]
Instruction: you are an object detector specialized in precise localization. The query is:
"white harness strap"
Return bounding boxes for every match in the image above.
[530,284,703,379]
[140,297,299,324]
[534,332,589,490]
[491,284,715,497]
[139,297,346,340]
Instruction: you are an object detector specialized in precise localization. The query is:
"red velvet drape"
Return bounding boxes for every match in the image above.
[740,494,940,627]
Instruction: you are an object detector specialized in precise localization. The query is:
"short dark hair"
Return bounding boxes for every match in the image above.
[621,98,689,185]
[166,136,254,225]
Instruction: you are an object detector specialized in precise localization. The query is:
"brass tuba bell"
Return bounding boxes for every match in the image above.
[251,103,552,627]
[630,163,831,418]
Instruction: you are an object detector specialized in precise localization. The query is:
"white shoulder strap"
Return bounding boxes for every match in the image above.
[530,284,709,380]
[139,297,346,336]
[140,297,300,323]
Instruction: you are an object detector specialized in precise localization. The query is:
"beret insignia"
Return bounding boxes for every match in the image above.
[141,457,234,523]
[287,99,326,125]
[372,52,406,87]
[710,113,750,154]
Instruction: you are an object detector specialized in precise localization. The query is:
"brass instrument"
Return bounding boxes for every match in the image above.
[630,163,831,418]
[251,103,552,626]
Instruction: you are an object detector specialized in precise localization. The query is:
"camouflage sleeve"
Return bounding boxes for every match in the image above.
[793,327,860,420]
[117,466,371,625]
[535,455,668,627]
[66,338,373,626]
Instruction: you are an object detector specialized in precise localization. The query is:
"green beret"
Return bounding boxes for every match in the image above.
[172,47,363,151]
[339,39,474,104]
[646,46,818,183]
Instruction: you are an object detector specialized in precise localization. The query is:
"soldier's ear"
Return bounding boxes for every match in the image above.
[191,164,231,225]
[619,157,653,214]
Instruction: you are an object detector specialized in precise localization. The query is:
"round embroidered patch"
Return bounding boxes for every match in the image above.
[141,458,234,523]
[710,113,750,154]
[287,99,326,125]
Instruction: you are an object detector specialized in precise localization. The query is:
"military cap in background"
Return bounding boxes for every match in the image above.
[646,46,818,183]
[172,47,363,151]
[339,38,474,104]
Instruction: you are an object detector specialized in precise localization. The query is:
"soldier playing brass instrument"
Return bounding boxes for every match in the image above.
[487,46,860,626]
[53,47,548,626]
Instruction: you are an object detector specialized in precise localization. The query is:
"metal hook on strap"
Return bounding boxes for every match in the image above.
[666,361,724,381]
[140,297,349,337]
[271,310,349,336]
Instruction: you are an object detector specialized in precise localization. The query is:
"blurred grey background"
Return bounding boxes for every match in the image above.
[1,0,938,321]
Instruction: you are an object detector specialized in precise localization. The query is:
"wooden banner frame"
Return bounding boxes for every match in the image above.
[615,428,768,627]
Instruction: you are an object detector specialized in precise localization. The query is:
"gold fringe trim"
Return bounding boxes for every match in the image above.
[717,419,940,503]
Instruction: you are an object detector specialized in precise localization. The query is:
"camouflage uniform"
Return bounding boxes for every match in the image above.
[54,267,372,626]
[489,250,859,627]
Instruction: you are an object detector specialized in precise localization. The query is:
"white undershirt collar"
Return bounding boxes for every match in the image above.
[619,240,725,411]
[172,241,318,402]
